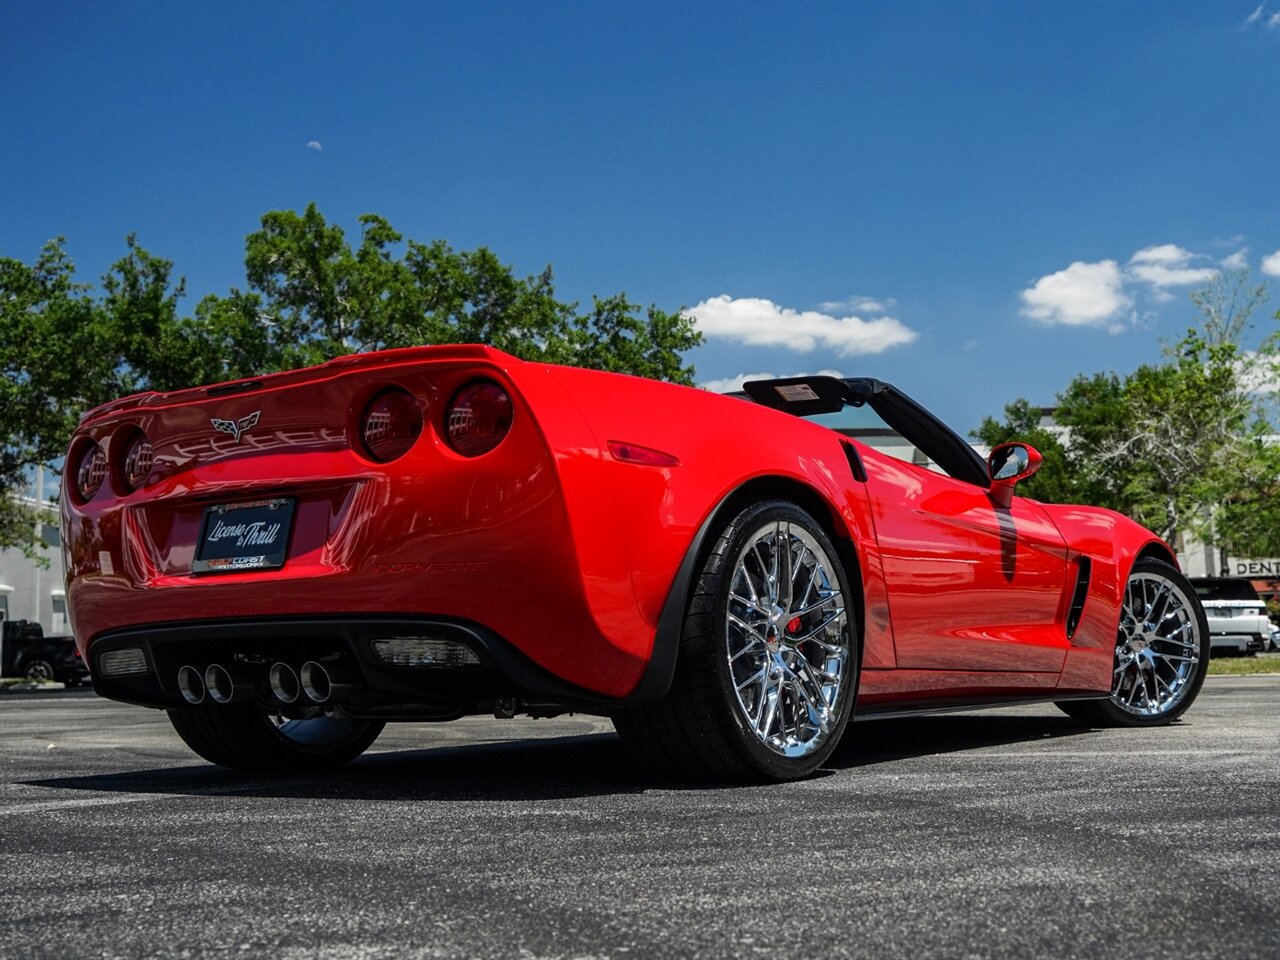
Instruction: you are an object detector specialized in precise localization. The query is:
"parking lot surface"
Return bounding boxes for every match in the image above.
[1,676,1277,960]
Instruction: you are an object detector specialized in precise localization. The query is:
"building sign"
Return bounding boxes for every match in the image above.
[1222,557,1280,578]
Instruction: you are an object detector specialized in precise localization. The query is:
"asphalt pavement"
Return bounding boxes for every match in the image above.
[1,677,1277,960]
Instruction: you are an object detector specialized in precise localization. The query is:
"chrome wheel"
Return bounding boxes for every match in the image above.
[1112,571,1203,717]
[726,519,850,758]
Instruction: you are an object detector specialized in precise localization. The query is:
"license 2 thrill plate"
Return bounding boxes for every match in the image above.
[192,498,295,574]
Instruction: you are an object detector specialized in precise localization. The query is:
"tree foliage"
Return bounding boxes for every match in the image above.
[971,398,1095,506]
[0,206,702,555]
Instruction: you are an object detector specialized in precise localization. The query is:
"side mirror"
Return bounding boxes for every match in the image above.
[987,442,1043,508]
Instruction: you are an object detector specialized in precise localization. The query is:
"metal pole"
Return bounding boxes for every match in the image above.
[32,468,44,631]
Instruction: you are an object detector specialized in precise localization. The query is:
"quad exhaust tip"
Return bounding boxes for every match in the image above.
[177,665,206,705]
[269,662,300,704]
[204,663,257,704]
[178,660,356,706]
[300,661,354,704]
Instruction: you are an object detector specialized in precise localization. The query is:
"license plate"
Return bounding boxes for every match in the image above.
[192,498,295,574]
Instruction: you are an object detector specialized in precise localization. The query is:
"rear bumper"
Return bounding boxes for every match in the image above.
[88,616,622,714]
[1209,633,1265,654]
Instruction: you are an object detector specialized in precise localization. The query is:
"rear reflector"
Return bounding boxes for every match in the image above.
[608,441,680,467]
[371,636,481,668]
[98,648,149,677]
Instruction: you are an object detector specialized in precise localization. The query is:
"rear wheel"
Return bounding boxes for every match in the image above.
[614,500,858,781]
[1057,558,1208,726]
[167,705,383,772]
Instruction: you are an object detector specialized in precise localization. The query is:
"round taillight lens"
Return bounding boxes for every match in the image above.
[360,389,423,462]
[445,381,513,457]
[123,433,154,491]
[76,442,108,501]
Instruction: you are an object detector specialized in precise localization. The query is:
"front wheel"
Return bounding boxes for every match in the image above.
[1057,557,1208,726]
[167,704,383,772]
[614,500,858,781]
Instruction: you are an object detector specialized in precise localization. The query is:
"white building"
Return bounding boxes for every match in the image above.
[0,508,68,635]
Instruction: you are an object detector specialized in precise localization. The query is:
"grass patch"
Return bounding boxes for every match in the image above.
[1207,655,1280,676]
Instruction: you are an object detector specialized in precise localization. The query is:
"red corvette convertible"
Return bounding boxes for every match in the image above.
[61,345,1209,780]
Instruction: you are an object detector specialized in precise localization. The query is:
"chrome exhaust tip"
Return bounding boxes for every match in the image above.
[177,665,206,705]
[204,663,256,704]
[269,662,300,704]
[300,661,354,704]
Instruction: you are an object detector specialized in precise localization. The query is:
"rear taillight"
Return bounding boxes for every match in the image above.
[76,442,107,501]
[123,433,154,490]
[360,389,423,462]
[445,381,513,457]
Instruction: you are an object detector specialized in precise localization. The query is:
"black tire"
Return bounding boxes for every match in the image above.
[613,500,858,782]
[167,704,383,773]
[1056,557,1209,727]
[23,659,57,683]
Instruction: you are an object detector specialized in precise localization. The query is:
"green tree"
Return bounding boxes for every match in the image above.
[975,271,1277,554]
[0,206,702,555]
[193,204,699,382]
[1,239,122,559]
[1072,329,1266,547]
[1213,304,1280,559]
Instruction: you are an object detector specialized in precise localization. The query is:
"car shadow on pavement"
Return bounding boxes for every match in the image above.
[831,712,1096,769]
[23,712,1097,801]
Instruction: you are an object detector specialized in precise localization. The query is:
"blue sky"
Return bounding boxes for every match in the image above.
[2,0,1277,433]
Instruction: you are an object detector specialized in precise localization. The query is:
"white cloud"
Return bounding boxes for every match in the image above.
[817,295,896,314]
[1128,244,1188,265]
[1221,249,1249,270]
[1024,238,1275,335]
[1127,244,1218,289]
[1019,260,1131,326]
[700,369,844,394]
[1242,4,1280,28]
[306,140,323,152]
[689,295,918,355]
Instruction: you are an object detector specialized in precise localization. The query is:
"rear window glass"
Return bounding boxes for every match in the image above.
[1190,579,1261,601]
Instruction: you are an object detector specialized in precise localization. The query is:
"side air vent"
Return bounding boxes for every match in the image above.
[1066,556,1092,639]
[841,441,867,483]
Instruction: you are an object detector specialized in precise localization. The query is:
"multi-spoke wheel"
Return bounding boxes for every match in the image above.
[1057,558,1208,726]
[725,518,850,759]
[168,705,383,772]
[613,500,858,780]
